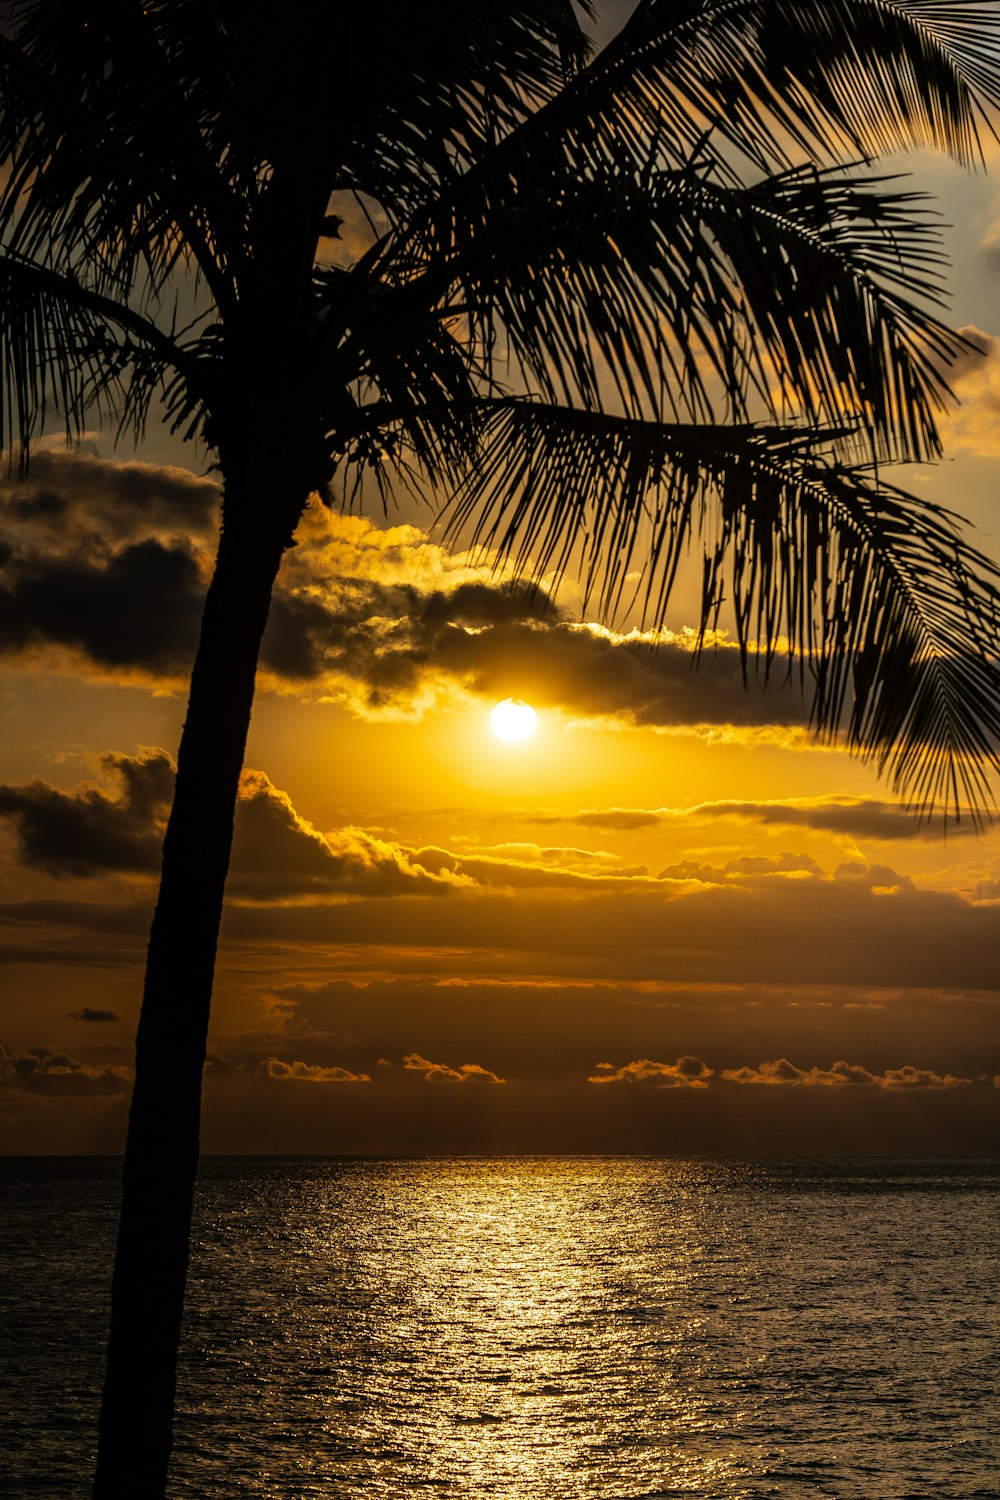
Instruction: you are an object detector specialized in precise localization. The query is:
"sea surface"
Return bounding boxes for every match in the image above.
[1,1156,998,1498]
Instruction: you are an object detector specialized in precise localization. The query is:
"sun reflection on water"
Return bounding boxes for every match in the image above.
[301,1158,751,1496]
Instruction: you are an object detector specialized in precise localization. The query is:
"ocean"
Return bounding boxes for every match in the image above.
[1,1156,997,1498]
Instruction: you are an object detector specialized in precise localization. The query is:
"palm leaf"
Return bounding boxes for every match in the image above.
[441,399,1000,821]
[367,159,969,461]
[0,249,189,454]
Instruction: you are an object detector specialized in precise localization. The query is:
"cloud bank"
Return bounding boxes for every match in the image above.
[0,450,817,739]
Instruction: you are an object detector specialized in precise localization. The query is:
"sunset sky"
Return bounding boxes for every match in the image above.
[2,18,1000,1159]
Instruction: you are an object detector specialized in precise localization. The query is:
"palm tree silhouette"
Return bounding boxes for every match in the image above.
[2,1,999,1494]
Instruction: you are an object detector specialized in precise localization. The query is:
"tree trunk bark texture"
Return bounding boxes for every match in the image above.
[93,491,298,1498]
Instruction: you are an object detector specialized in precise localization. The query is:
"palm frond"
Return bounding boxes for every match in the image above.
[535,0,1000,181]
[341,159,969,465]
[0,249,189,455]
[442,400,1000,822]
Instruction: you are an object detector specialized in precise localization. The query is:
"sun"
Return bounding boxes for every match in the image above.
[490,697,538,743]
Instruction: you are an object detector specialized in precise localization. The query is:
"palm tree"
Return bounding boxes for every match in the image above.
[2,0,999,1493]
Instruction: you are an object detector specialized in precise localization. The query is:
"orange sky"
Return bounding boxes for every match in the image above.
[1,130,999,1156]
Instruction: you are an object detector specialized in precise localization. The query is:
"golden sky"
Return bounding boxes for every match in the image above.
[1,136,999,1157]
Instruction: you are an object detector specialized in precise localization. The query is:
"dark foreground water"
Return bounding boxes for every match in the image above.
[1,1157,998,1498]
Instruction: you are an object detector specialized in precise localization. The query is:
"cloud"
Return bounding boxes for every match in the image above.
[0,750,173,875]
[534,795,982,840]
[410,842,654,890]
[66,1007,119,1022]
[205,861,1000,993]
[0,451,219,676]
[0,456,817,737]
[588,1056,712,1087]
[258,974,999,1101]
[229,771,458,899]
[0,537,207,674]
[0,751,458,898]
[719,1058,971,1089]
[257,1057,370,1083]
[832,861,913,891]
[657,851,821,883]
[938,324,1000,456]
[0,447,220,544]
[589,1055,975,1090]
[0,1040,130,1095]
[682,796,982,841]
[402,1052,506,1084]
[557,808,666,831]
[980,217,1000,274]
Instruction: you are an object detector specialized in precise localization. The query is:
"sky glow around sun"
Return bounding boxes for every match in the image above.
[490,698,538,743]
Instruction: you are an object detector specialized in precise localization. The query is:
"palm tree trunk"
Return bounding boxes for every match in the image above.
[93,489,299,1498]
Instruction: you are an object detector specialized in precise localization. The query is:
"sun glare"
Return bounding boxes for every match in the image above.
[490,698,538,743]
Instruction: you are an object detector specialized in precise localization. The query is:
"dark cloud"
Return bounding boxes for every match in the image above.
[0,752,457,897]
[558,808,665,831]
[208,870,1000,992]
[0,450,220,677]
[66,1007,119,1023]
[0,457,816,734]
[263,973,999,1102]
[533,796,982,840]
[0,448,220,544]
[292,598,811,731]
[257,574,561,702]
[0,751,173,875]
[687,796,982,841]
[0,1039,129,1095]
[657,851,821,883]
[410,842,653,890]
[0,538,205,672]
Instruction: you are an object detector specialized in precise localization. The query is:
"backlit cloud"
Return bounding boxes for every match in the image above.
[588,1056,712,1087]
[0,752,460,898]
[719,1058,971,1089]
[0,454,818,738]
[402,1052,506,1084]
[230,771,460,900]
[257,1057,370,1084]
[0,1040,130,1095]
[939,323,1000,456]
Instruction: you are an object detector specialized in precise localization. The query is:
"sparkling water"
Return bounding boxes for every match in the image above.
[2,1157,997,1497]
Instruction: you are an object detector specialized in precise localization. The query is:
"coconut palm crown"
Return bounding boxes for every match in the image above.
[2,1,1000,1494]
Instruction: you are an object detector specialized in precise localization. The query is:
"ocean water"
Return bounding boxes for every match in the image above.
[1,1157,998,1499]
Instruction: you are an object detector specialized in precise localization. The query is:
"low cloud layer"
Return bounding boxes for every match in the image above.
[589,1056,712,1087]
[592,1055,974,1090]
[535,796,982,841]
[402,1052,506,1084]
[257,1057,370,1084]
[0,1040,129,1095]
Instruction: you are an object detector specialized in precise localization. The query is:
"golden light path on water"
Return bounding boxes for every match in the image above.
[181,1160,757,1495]
[160,1156,1000,1498]
[328,1160,742,1495]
